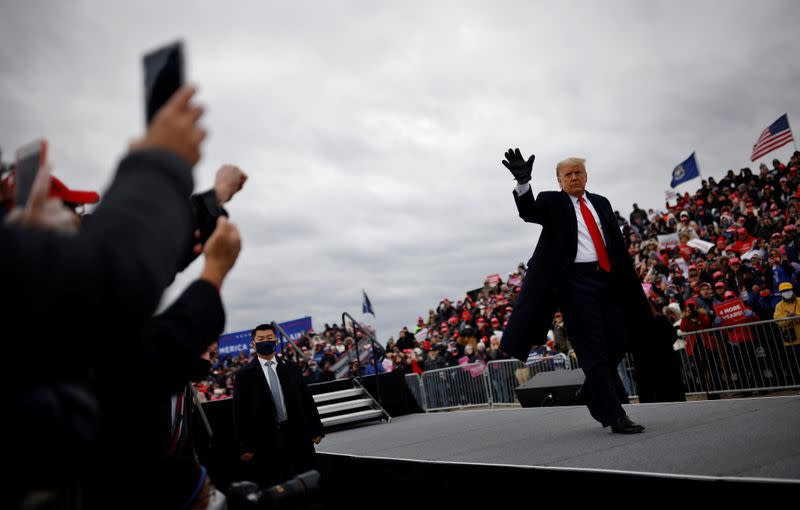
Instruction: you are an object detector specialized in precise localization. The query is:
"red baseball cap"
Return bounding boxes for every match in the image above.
[48,176,100,205]
[5,173,100,206]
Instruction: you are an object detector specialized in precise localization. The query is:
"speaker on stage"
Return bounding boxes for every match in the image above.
[515,370,585,408]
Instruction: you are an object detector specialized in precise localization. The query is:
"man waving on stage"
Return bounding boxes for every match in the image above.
[499,149,652,434]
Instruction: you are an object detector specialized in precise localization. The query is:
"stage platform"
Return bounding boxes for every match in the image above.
[317,396,800,496]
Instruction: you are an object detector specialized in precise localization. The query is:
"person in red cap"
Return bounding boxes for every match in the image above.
[730,227,754,255]
[551,312,570,355]
[2,168,100,232]
[47,174,100,209]
[680,297,722,396]
[714,292,759,389]
[6,85,215,507]
[500,150,649,433]
[727,257,753,296]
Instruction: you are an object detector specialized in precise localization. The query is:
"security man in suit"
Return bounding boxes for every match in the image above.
[499,149,652,433]
[233,324,324,487]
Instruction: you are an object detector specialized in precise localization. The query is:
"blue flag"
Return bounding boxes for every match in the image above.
[670,152,700,188]
[362,290,375,316]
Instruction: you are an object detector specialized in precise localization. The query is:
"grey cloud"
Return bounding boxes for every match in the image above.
[2,0,799,339]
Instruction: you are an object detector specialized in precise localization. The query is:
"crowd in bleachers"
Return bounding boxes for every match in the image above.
[391,152,800,392]
[195,152,800,397]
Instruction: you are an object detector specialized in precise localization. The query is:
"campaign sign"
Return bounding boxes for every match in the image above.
[657,233,680,250]
[217,316,313,357]
[713,299,747,325]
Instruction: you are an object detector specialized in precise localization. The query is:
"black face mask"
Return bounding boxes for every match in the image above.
[255,341,277,356]
[189,358,212,382]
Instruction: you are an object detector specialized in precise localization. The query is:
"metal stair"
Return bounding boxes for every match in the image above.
[312,380,390,431]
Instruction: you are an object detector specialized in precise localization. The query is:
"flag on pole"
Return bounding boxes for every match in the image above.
[751,114,794,161]
[362,290,375,316]
[670,152,700,188]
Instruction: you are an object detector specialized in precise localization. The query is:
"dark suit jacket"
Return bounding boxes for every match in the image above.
[84,279,225,510]
[500,187,653,362]
[233,357,324,475]
[5,149,194,496]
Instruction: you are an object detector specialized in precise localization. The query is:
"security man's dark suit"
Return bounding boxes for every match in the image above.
[233,357,324,487]
[500,187,653,426]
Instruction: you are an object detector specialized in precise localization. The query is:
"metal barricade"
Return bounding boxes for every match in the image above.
[420,363,492,411]
[402,317,800,412]
[486,359,524,405]
[678,316,800,396]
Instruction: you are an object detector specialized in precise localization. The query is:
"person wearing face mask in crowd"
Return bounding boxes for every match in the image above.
[773,282,800,383]
[335,338,346,354]
[233,324,324,489]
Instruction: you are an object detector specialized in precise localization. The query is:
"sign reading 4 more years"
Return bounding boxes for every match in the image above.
[713,300,747,325]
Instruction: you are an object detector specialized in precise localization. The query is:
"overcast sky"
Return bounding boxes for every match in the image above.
[2,1,799,341]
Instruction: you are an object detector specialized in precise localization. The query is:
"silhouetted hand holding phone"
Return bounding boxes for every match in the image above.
[5,163,79,234]
[130,86,206,166]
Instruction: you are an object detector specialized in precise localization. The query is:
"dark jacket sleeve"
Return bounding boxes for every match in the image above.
[140,279,226,395]
[3,149,194,376]
[513,186,546,225]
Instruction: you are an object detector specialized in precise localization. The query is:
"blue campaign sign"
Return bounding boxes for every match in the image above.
[279,316,314,343]
[217,316,313,358]
[217,330,252,358]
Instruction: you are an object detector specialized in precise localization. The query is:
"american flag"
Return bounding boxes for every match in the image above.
[751,114,794,161]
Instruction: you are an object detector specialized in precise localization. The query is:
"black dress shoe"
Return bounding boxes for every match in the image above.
[610,415,645,434]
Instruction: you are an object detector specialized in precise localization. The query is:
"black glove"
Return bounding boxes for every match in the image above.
[502,148,535,184]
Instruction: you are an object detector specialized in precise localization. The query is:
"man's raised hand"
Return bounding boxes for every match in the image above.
[502,148,535,184]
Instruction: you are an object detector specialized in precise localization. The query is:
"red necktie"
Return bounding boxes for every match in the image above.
[578,196,611,272]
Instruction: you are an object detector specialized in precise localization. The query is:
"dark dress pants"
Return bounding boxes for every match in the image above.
[561,264,629,426]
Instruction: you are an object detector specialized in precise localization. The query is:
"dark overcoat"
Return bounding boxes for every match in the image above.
[233,357,324,484]
[500,187,653,363]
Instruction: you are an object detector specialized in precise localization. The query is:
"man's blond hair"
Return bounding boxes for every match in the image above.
[556,157,586,177]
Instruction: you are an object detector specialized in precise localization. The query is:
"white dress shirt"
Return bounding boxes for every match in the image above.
[514,182,606,263]
[259,357,288,422]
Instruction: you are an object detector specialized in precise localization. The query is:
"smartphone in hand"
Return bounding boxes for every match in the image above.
[14,139,47,207]
[143,40,185,125]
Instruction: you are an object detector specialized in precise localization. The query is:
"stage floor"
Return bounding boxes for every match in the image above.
[319,396,800,482]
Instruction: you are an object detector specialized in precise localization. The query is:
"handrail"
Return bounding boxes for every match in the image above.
[351,376,391,423]
[342,312,382,406]
[271,321,310,362]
